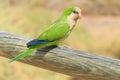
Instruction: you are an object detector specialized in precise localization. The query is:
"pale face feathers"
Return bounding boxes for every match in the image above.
[67,7,81,29]
[69,7,81,21]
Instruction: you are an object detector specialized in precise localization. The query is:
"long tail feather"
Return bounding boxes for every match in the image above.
[9,47,36,63]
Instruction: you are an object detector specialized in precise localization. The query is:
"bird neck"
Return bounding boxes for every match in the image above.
[67,15,76,29]
[60,15,77,30]
[60,15,68,20]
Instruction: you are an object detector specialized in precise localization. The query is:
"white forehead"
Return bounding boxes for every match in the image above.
[74,7,81,13]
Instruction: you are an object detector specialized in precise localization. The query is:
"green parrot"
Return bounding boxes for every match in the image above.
[9,6,81,62]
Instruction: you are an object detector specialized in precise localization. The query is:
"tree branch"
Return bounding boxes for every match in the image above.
[0,31,120,80]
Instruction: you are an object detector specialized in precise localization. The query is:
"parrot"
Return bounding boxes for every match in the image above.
[9,6,81,62]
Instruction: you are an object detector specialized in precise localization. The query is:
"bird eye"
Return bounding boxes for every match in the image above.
[73,11,78,14]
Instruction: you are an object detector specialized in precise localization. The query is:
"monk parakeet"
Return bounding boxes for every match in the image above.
[9,6,81,62]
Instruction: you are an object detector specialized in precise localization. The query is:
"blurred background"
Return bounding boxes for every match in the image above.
[0,0,120,80]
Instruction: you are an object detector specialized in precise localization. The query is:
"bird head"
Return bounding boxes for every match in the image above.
[61,6,81,21]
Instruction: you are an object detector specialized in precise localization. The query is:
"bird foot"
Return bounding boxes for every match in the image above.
[59,45,69,49]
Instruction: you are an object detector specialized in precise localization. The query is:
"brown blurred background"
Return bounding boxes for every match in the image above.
[0,0,120,80]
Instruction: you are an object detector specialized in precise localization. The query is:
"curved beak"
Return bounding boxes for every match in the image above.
[78,13,81,19]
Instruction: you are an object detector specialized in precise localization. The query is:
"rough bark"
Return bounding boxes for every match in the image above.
[0,31,120,80]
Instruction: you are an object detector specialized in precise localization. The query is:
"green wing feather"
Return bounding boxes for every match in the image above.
[38,22,70,41]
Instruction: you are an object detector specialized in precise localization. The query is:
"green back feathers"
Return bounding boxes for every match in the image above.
[61,7,75,19]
